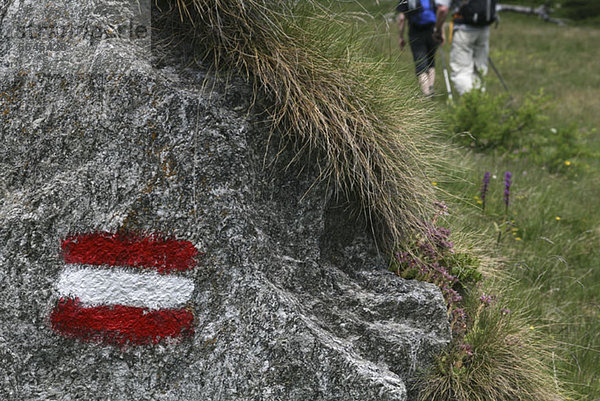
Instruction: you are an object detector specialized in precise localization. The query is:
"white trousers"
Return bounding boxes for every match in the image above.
[449,27,490,95]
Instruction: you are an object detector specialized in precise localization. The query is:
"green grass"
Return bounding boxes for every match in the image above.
[442,154,600,400]
[441,16,600,401]
[444,16,600,400]
[327,3,600,399]
[489,14,600,136]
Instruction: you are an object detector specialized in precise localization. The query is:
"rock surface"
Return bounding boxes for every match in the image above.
[0,1,450,400]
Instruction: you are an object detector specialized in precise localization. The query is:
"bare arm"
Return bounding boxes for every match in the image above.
[396,13,407,49]
[433,5,448,44]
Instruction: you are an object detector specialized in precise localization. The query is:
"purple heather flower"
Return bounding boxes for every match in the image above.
[418,240,438,259]
[481,172,491,210]
[504,171,512,211]
[460,343,474,356]
[453,308,466,320]
[444,287,463,304]
[396,252,410,263]
[452,308,467,334]
[500,307,511,315]
[396,252,424,272]
[434,201,449,215]
[480,294,495,306]
[425,226,453,251]
[434,264,456,283]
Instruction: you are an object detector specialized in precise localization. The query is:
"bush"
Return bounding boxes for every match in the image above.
[562,1,600,21]
[447,89,587,172]
[448,90,548,151]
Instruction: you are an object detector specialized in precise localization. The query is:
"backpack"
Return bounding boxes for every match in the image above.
[456,0,497,26]
[407,0,437,26]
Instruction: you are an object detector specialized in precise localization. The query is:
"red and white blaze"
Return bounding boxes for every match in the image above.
[50,232,199,346]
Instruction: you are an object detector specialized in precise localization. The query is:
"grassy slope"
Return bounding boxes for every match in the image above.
[491,14,600,135]
[448,15,600,400]
[331,2,600,399]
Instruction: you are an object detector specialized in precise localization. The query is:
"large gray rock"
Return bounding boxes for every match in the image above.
[0,1,450,400]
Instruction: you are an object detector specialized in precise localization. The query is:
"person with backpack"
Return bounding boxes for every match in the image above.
[433,0,497,95]
[396,0,442,97]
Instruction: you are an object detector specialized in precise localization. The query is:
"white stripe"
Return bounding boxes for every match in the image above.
[56,266,194,309]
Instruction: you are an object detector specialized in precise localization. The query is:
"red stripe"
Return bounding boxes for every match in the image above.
[62,232,200,273]
[50,298,195,346]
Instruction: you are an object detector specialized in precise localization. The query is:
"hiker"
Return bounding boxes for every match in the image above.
[433,0,497,95]
[396,0,442,97]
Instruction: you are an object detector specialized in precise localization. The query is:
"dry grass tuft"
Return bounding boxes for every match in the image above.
[157,0,440,249]
[417,283,568,401]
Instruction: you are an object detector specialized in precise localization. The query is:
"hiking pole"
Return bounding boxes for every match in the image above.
[439,49,453,103]
[487,56,510,94]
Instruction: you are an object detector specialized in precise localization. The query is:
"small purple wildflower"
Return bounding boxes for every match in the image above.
[444,287,463,303]
[504,171,512,211]
[432,201,449,225]
[435,264,456,283]
[500,307,511,315]
[480,294,495,306]
[424,225,453,251]
[452,308,467,319]
[452,308,467,333]
[460,343,473,357]
[396,252,411,264]
[481,172,491,211]
[434,201,449,216]
[418,240,438,259]
[396,252,424,272]
[453,308,466,320]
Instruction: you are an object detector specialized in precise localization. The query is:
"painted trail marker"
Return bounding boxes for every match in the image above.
[51,232,199,346]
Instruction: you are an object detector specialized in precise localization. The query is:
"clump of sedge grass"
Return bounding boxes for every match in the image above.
[418,289,566,401]
[394,200,566,401]
[157,0,439,249]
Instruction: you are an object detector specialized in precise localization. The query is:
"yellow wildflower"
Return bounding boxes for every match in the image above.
[564,161,571,166]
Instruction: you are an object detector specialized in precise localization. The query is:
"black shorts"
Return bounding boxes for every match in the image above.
[408,23,438,75]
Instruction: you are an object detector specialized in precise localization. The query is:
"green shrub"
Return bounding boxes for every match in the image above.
[562,1,600,21]
[447,89,587,172]
[448,89,548,151]
[498,0,600,22]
